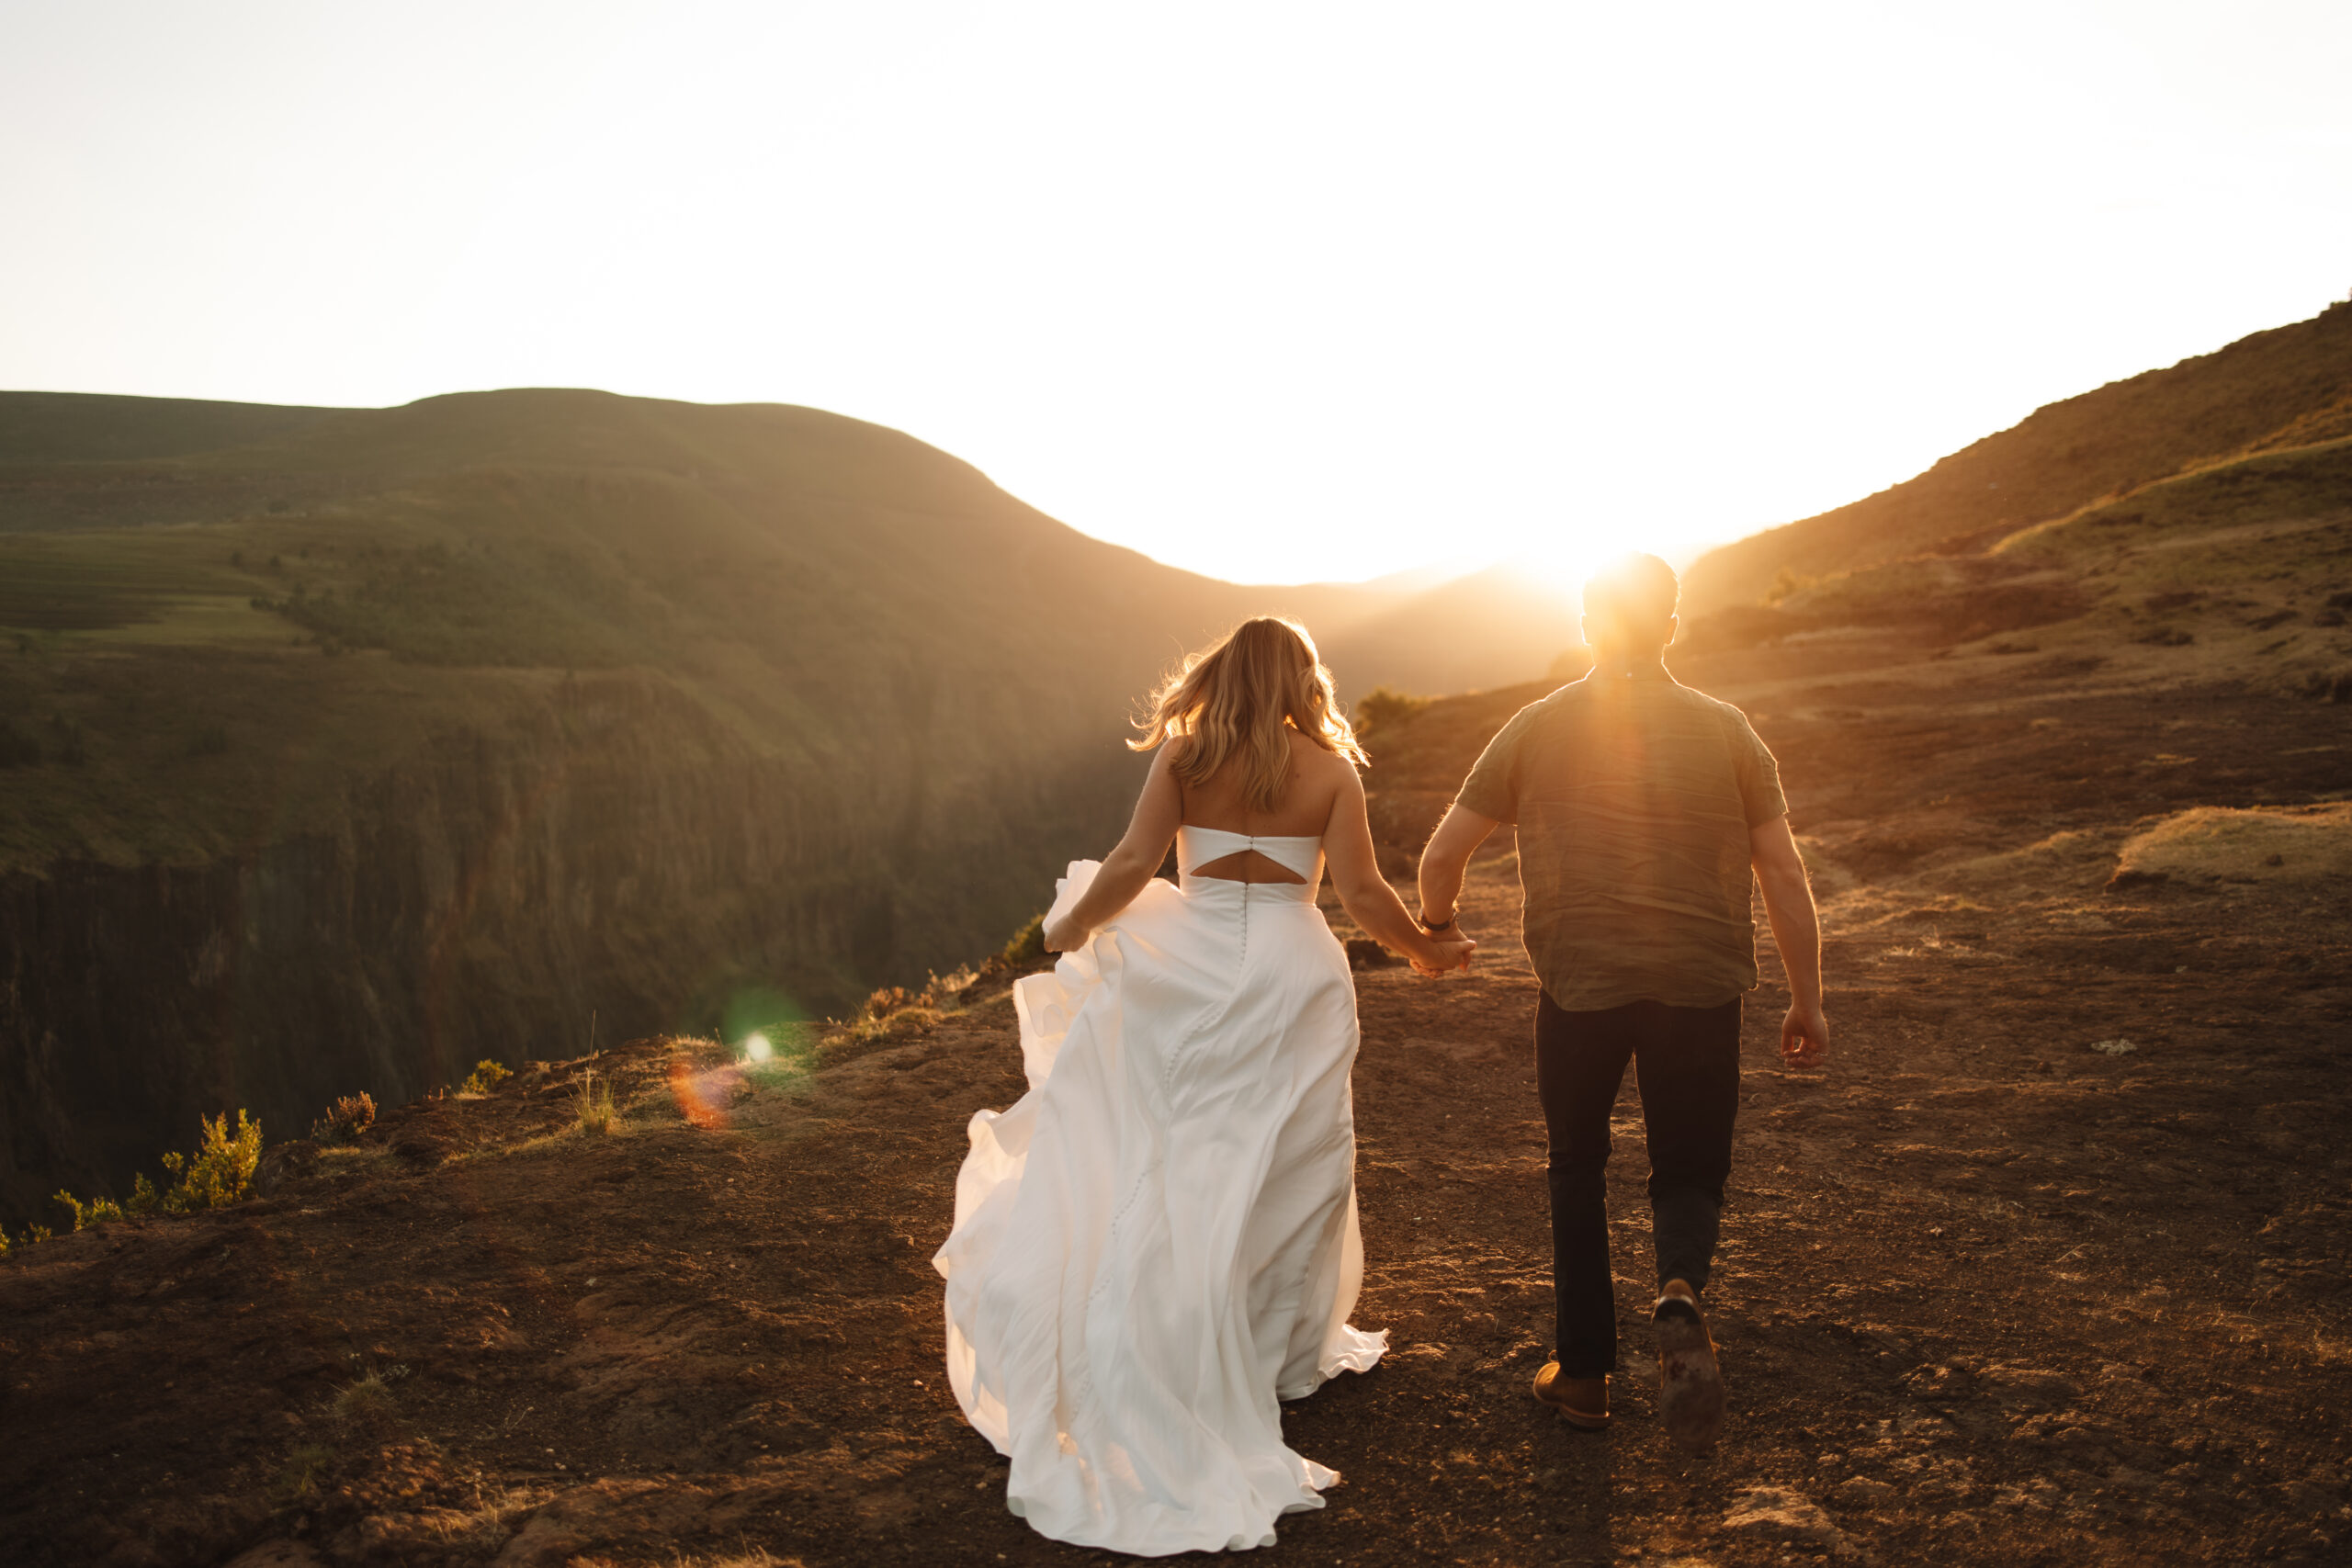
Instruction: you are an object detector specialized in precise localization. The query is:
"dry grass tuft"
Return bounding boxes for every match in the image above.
[331,1369,401,1428]
[311,1091,377,1145]
[424,1484,550,1548]
[2115,802,2352,886]
[274,1442,335,1502]
[575,1071,617,1136]
[668,1545,802,1568]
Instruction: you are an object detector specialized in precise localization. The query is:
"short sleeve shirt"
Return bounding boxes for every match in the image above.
[1455,667,1786,1011]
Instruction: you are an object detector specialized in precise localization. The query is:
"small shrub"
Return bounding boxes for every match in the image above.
[840,984,952,1043]
[51,1190,126,1231]
[459,1058,512,1095]
[1351,685,1431,738]
[575,1071,616,1135]
[155,1110,265,1211]
[333,1370,399,1427]
[311,1092,377,1145]
[1001,913,1046,967]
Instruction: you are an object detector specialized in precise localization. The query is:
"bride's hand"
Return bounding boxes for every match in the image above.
[1043,915,1088,953]
[1411,935,1476,976]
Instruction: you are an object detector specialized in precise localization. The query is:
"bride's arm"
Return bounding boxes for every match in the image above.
[1043,748,1183,951]
[1322,764,1472,972]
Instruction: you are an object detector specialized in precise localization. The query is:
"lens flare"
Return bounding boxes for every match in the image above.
[744,1031,774,1063]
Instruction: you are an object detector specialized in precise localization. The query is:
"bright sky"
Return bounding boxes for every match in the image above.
[4,3,2349,586]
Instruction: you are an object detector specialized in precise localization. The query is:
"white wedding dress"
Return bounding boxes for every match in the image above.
[933,826,1387,1555]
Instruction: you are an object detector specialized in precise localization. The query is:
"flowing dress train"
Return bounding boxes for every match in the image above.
[933,827,1386,1555]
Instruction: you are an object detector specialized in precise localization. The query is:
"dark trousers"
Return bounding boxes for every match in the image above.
[1535,990,1741,1376]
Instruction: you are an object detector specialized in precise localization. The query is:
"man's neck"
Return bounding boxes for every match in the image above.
[1590,645,1670,680]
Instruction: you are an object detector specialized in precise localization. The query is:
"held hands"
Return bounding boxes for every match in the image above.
[1410,931,1476,976]
[1779,1002,1830,1069]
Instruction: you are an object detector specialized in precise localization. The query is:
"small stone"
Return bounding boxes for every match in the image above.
[1723,1486,1848,1551]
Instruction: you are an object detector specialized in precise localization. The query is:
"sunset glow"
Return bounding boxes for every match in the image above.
[4,2,2348,582]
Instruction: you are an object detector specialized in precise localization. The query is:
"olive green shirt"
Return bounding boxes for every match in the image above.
[1455,663,1786,1011]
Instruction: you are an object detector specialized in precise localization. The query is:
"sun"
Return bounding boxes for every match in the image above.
[1511,547,1602,615]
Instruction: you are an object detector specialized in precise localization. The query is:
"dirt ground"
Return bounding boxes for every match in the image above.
[5,633,2351,1567]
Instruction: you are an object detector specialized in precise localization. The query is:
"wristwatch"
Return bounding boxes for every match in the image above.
[1417,913,1456,934]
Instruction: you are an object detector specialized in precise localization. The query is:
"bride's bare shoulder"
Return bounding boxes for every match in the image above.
[1298,728,1359,764]
[1289,732,1361,803]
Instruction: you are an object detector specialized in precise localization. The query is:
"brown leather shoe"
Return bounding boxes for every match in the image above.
[1531,1359,1610,1431]
[1654,1279,1724,1451]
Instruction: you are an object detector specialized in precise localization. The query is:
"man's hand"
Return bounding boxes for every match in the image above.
[1779,1002,1829,1069]
[1410,934,1476,976]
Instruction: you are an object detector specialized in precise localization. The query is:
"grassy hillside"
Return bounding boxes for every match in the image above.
[0,389,1282,874]
[0,387,1452,1221]
[0,390,343,467]
[1684,299,2352,615]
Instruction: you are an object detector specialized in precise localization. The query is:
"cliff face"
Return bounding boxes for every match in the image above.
[0,382,1623,1231]
[0,668,1136,1228]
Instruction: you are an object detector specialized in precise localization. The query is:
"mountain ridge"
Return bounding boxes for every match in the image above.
[1682,299,2352,614]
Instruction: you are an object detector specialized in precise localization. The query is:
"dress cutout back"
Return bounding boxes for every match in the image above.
[1176,825,1323,893]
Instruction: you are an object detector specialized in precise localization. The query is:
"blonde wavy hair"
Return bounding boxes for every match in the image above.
[1130,617,1368,813]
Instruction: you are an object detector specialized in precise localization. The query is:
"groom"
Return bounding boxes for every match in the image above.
[1412,552,1826,1450]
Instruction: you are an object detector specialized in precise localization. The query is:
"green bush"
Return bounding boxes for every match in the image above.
[1351,685,1431,738]
[460,1058,513,1095]
[148,1110,264,1212]
[51,1190,126,1231]
[1001,912,1046,967]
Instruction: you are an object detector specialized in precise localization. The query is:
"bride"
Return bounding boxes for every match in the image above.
[933,616,1474,1555]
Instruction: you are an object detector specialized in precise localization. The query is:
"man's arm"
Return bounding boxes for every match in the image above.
[1749,814,1827,1067]
[1324,765,1476,974]
[1417,804,1498,931]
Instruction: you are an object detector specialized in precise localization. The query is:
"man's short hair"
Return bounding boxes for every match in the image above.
[1583,553,1679,645]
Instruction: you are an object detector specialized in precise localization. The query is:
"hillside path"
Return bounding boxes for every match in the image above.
[6,843,2349,1566]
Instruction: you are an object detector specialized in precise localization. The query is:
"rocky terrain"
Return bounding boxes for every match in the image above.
[4,598,2348,1564]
